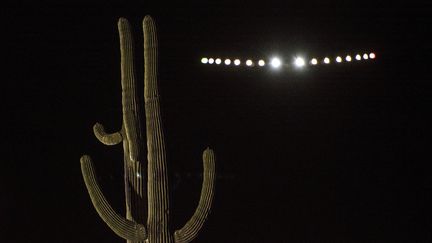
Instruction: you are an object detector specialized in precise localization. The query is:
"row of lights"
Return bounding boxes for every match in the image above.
[310,53,375,66]
[201,52,376,69]
[201,57,267,66]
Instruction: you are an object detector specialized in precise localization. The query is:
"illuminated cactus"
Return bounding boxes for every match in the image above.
[80,16,216,243]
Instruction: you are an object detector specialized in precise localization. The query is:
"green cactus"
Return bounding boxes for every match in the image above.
[80,16,216,243]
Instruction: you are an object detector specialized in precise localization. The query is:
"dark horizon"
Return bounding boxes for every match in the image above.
[3,1,432,242]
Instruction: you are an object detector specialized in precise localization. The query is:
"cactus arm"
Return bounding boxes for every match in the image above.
[80,155,147,241]
[93,123,123,145]
[118,17,143,162]
[174,148,216,243]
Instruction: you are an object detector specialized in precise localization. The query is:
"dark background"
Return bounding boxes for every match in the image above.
[2,1,432,242]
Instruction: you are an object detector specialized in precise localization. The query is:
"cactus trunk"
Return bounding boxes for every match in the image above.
[143,16,172,243]
[80,16,215,243]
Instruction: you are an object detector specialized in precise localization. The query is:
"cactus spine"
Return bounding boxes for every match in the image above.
[80,16,216,243]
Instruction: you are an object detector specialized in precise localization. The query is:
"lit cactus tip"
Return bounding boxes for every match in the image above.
[203,147,216,165]
[143,15,154,24]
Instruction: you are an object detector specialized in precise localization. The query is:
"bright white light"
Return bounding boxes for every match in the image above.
[336,56,342,63]
[246,59,253,66]
[345,55,352,62]
[324,57,330,64]
[294,57,305,68]
[369,52,376,59]
[201,57,208,64]
[215,58,222,64]
[363,54,369,60]
[224,59,231,65]
[258,60,265,66]
[234,59,241,66]
[355,54,361,60]
[271,57,282,68]
[208,58,214,64]
[137,172,141,178]
[310,58,318,65]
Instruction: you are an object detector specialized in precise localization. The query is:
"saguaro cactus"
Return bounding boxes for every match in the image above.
[80,16,216,243]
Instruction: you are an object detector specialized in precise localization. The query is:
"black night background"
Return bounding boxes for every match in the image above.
[2,1,432,242]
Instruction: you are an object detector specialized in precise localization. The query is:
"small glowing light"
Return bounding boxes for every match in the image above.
[137,172,141,178]
[369,52,376,59]
[224,59,231,65]
[215,58,222,64]
[258,60,265,66]
[201,57,208,64]
[345,55,352,62]
[234,59,241,66]
[355,54,361,60]
[294,57,305,68]
[310,58,318,65]
[246,59,253,66]
[208,58,214,64]
[363,54,369,60]
[336,56,342,63]
[323,57,330,64]
[271,57,282,68]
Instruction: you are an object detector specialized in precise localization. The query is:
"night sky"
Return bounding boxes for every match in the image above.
[3,1,432,242]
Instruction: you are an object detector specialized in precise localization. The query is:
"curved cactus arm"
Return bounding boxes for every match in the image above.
[80,155,147,241]
[174,148,216,243]
[93,123,123,145]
